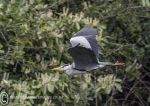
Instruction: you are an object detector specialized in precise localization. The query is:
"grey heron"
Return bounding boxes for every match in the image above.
[52,27,124,75]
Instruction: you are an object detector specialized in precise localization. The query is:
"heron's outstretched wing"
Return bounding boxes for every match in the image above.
[73,27,97,37]
[68,46,99,71]
[72,27,100,57]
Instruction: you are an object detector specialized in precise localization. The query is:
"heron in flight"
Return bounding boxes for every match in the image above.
[52,27,124,75]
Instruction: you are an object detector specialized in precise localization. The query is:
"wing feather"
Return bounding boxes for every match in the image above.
[68,46,99,71]
[72,27,100,57]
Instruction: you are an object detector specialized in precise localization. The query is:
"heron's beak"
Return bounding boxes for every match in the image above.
[51,66,65,72]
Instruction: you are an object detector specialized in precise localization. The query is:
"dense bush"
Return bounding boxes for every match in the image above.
[0,0,149,106]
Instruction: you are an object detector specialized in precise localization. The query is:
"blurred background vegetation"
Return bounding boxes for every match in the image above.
[0,0,149,106]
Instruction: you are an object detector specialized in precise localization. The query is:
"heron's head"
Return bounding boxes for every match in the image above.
[63,64,73,75]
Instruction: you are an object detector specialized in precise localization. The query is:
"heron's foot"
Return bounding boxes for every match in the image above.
[112,61,125,66]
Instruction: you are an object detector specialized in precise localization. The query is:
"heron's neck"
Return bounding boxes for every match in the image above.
[98,64,105,68]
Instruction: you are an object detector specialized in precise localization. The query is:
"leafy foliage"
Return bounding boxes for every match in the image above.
[0,0,150,106]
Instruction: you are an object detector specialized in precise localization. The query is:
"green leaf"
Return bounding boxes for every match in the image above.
[42,41,47,47]
[105,86,111,94]
[115,83,122,92]
[51,73,59,82]
[0,44,3,48]
[148,96,150,103]
[48,83,54,93]
[0,50,4,53]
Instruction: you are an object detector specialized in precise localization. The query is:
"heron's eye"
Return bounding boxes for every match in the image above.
[76,43,80,47]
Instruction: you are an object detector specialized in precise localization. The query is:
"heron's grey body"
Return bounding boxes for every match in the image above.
[64,27,113,75]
